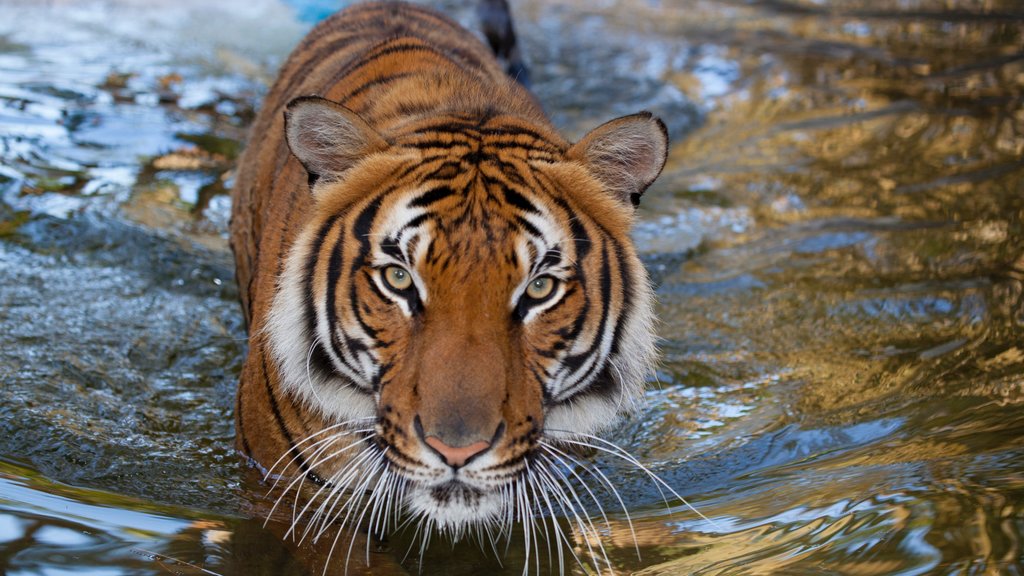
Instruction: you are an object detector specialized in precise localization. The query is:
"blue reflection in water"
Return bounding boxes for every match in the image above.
[282,0,349,23]
[0,477,190,541]
[659,273,767,297]
[793,231,871,254]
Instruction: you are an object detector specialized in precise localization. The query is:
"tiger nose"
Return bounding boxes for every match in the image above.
[414,415,503,468]
[423,436,491,468]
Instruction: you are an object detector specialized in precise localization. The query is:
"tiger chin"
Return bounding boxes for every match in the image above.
[230,0,667,569]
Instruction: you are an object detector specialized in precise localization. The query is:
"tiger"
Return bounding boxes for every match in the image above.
[229,0,668,570]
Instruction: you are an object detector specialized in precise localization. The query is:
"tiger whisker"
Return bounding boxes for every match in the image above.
[418,515,433,570]
[394,503,423,535]
[266,434,373,531]
[498,480,511,558]
[536,450,616,563]
[518,471,533,533]
[515,475,531,576]
[364,459,398,564]
[373,464,399,538]
[288,438,378,541]
[530,486,541,576]
[548,430,673,508]
[264,429,374,513]
[524,469,554,576]
[305,462,375,546]
[554,459,615,574]
[481,520,504,567]
[533,463,609,574]
[293,440,367,536]
[546,430,721,530]
[277,437,375,541]
[527,464,584,574]
[305,335,327,405]
[345,453,390,573]
[321,449,386,576]
[540,440,641,560]
[399,509,427,566]
[263,420,374,482]
[524,471,555,576]
[532,477,565,576]
[328,448,384,539]
[307,445,381,542]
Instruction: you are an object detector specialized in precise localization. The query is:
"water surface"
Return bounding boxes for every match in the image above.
[1,0,1022,574]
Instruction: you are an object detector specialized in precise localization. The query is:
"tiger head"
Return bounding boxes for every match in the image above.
[265,96,666,533]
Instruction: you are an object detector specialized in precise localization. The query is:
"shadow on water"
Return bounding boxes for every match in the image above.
[1,0,1022,574]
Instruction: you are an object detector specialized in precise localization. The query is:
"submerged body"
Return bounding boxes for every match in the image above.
[230,0,667,566]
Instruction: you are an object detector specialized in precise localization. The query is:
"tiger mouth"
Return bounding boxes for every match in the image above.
[405,478,506,530]
[428,480,484,504]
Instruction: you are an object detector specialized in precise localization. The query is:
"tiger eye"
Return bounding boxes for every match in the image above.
[384,266,413,291]
[526,276,556,300]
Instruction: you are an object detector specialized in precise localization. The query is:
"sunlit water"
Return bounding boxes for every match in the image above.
[1,0,1022,574]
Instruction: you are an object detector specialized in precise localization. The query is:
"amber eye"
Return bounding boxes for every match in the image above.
[525,276,556,300]
[383,266,413,291]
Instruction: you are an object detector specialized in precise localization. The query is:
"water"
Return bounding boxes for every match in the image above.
[1,0,1022,574]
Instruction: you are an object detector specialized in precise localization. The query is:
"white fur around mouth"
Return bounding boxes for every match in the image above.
[405,480,504,533]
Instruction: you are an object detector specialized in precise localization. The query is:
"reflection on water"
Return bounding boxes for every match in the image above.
[1,0,1022,574]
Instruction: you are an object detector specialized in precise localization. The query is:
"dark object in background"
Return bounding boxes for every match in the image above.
[478,0,531,87]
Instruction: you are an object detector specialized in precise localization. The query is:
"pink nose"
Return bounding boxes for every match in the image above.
[424,436,491,467]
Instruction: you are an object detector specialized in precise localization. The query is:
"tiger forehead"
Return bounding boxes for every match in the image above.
[369,174,569,280]
[391,112,566,161]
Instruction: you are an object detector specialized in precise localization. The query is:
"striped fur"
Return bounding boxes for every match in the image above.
[229,0,667,564]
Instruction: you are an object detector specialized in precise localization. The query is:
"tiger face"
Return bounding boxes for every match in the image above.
[263,97,666,532]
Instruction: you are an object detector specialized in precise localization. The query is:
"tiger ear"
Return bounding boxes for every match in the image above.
[284,96,389,182]
[567,112,668,207]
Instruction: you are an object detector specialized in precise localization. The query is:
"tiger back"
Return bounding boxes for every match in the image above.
[229,0,668,559]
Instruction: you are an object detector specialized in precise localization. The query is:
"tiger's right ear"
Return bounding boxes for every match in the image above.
[284,96,389,182]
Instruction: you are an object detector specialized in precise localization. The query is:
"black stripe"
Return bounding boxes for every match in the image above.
[488,162,528,187]
[540,248,561,270]
[550,197,591,342]
[327,40,457,96]
[570,243,615,391]
[514,215,542,238]
[259,344,327,486]
[342,71,416,101]
[501,185,539,214]
[380,241,404,260]
[559,241,611,376]
[409,185,456,208]
[531,365,552,405]
[605,233,634,359]
[324,216,370,382]
[305,215,342,379]
[404,213,430,230]
[346,271,382,343]
[413,120,484,135]
[349,193,393,338]
[582,364,617,399]
[484,139,559,154]
[236,377,253,458]
[402,138,474,150]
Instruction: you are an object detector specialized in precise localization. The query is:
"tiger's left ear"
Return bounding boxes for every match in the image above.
[284,96,389,183]
[567,112,669,207]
